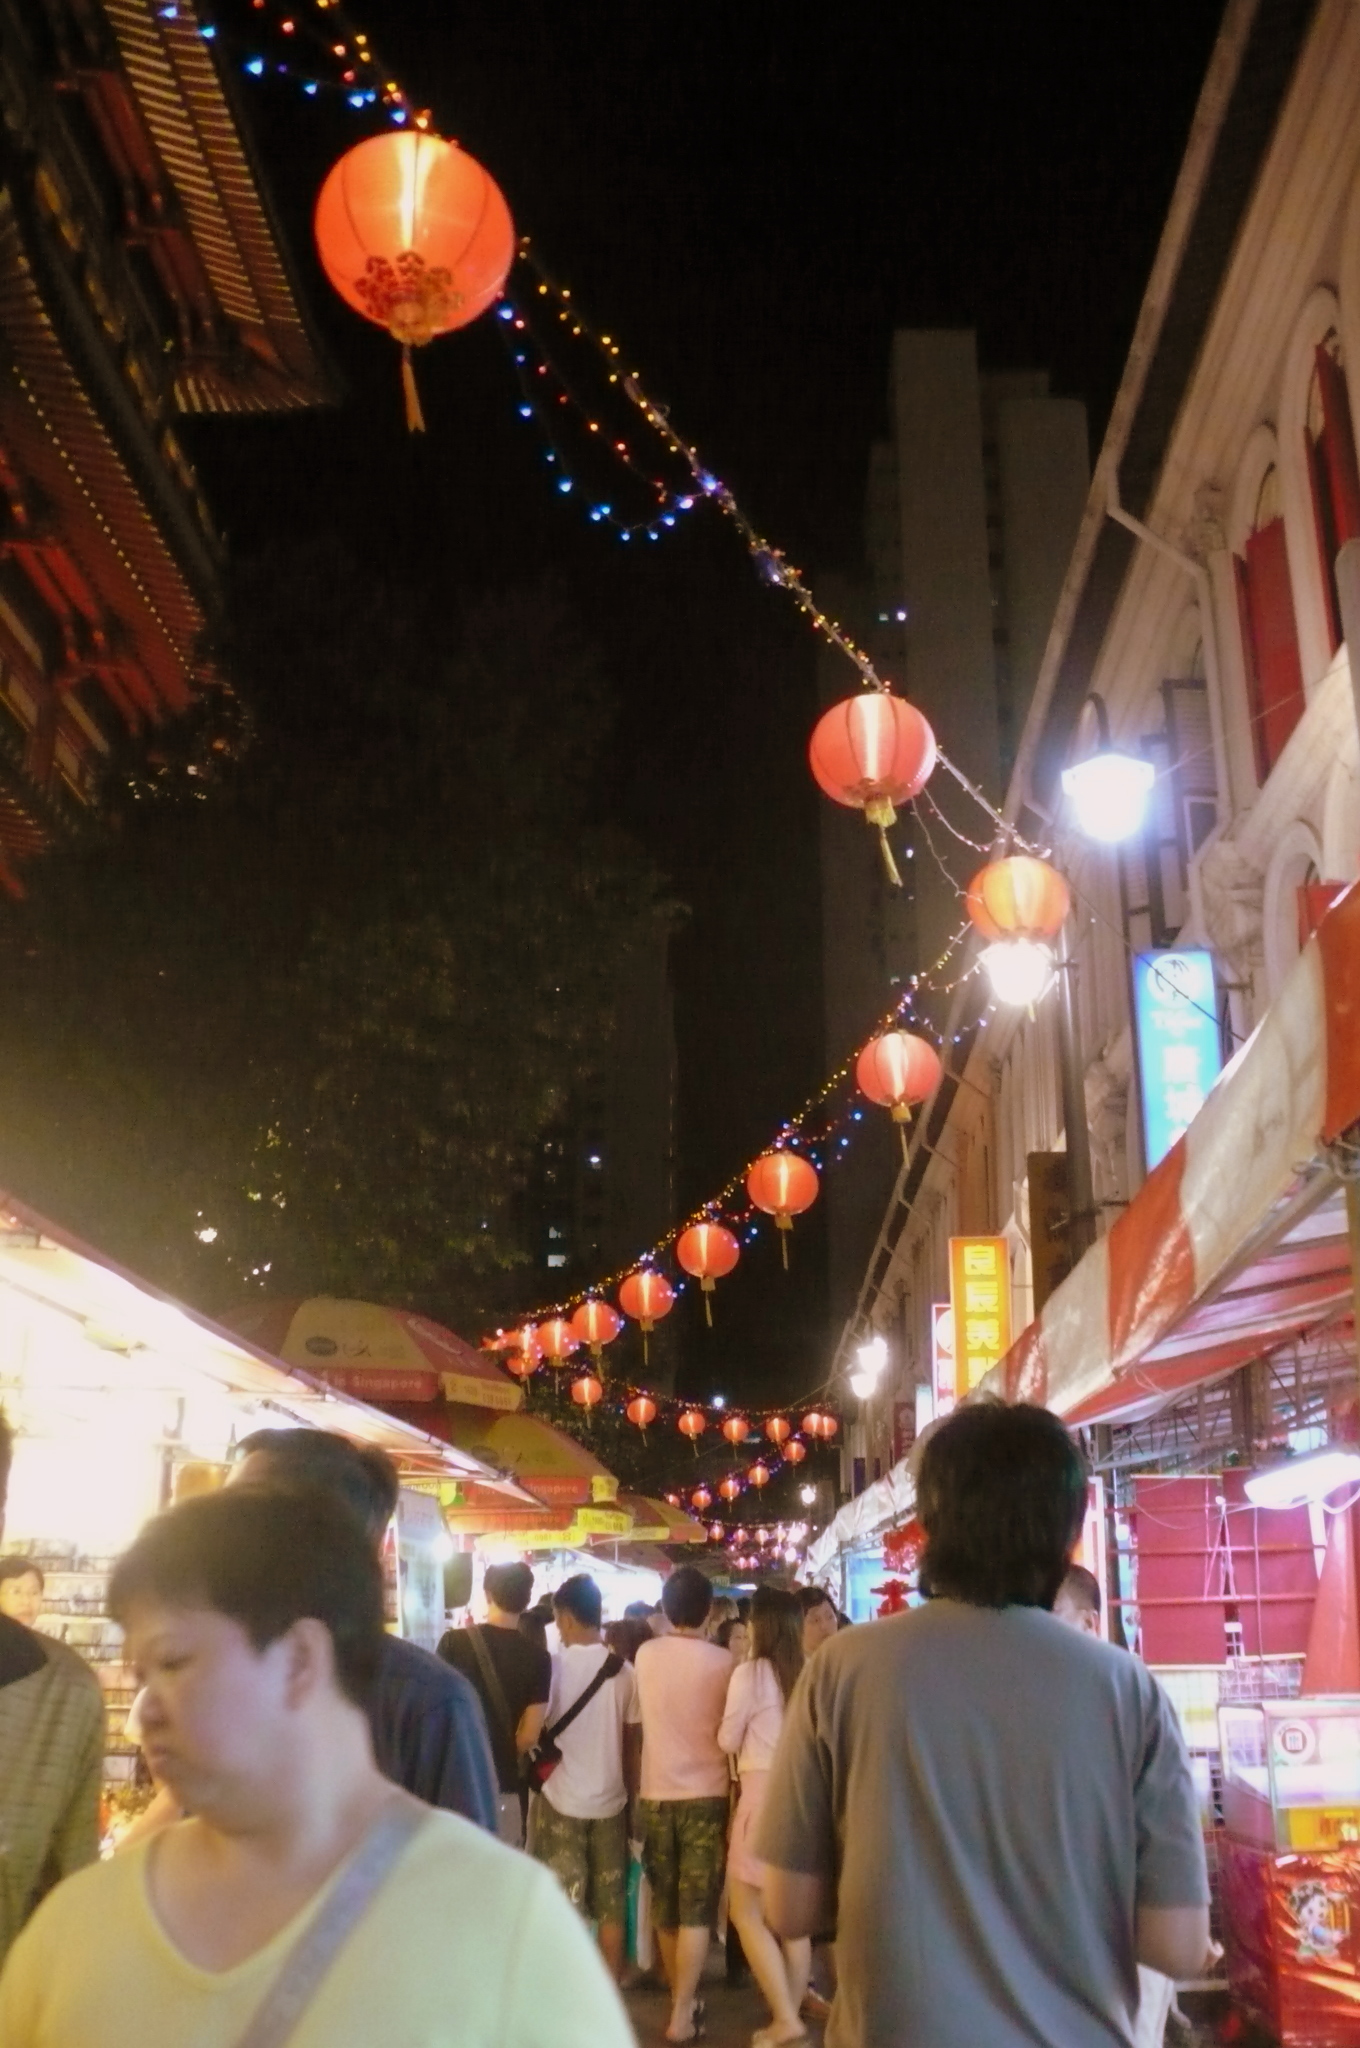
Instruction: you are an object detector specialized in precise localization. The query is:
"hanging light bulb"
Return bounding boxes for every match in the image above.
[980,938,1056,1008]
[1061,751,1155,844]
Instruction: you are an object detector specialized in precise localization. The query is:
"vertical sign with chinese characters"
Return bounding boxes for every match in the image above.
[930,1303,956,1416]
[1133,949,1222,1169]
[948,1238,1013,1393]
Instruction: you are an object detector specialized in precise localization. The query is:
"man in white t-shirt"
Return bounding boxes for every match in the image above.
[528,1575,640,1982]
[634,1566,733,2045]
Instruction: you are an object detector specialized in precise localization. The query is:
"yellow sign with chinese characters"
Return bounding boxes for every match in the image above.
[948,1237,1012,1391]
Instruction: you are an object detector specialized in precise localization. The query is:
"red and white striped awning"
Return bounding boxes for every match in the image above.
[986,882,1360,1427]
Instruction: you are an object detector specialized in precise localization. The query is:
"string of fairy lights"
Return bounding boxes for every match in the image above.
[213,0,1052,1483]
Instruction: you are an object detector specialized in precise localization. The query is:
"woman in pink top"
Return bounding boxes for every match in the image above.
[718,1587,810,2046]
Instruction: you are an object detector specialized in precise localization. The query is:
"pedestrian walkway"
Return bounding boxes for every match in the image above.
[622,1948,827,2048]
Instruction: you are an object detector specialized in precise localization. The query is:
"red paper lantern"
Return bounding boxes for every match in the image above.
[783,1437,808,1464]
[691,1485,713,1512]
[626,1393,658,1432]
[718,1474,743,1503]
[965,855,1070,944]
[618,1269,674,1363]
[764,1415,791,1445]
[570,1372,603,1409]
[857,1031,944,1125]
[746,1151,820,1269]
[314,131,515,431]
[571,1299,623,1360]
[675,1222,740,1326]
[538,1316,580,1366]
[708,1520,725,1542]
[748,1461,771,1490]
[678,1408,707,1453]
[665,1492,681,1508]
[819,1413,840,1441]
[809,692,936,885]
[722,1415,750,1447]
[802,1411,829,1440]
[504,1350,539,1381]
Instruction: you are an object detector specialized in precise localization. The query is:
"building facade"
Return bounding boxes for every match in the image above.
[0,0,330,891]
[839,0,1360,1489]
[819,336,1087,1354]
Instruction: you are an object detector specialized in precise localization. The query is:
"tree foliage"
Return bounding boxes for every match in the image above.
[0,545,671,1331]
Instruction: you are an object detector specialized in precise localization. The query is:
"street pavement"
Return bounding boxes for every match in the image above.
[622,1949,827,2047]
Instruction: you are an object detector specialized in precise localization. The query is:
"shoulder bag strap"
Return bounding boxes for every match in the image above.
[230,1800,428,2048]
[467,1622,516,1744]
[543,1651,623,1746]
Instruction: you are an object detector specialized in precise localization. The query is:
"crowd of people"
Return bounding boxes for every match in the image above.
[0,1400,1212,2047]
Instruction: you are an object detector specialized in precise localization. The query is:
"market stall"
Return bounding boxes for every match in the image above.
[0,1194,518,1808]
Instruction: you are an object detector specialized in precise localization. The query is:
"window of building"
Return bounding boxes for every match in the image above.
[1234,465,1306,782]
[1303,334,1360,654]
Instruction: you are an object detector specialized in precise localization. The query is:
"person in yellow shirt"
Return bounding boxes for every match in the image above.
[0,1483,636,2048]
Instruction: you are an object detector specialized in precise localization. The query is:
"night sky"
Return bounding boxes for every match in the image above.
[188,0,1226,1397]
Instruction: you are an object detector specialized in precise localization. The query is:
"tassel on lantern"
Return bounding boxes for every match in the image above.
[866,800,903,887]
[401,346,426,433]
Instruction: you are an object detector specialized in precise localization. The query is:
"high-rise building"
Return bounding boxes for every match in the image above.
[820,333,1087,1331]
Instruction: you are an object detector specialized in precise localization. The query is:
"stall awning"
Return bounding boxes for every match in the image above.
[987,883,1360,1427]
[0,1195,523,1491]
[439,1407,622,1509]
[804,1459,915,1581]
[615,1494,708,1545]
[222,1298,523,1414]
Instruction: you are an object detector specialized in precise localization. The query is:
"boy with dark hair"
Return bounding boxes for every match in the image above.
[232,1430,496,1831]
[0,1412,103,1966]
[0,1486,633,2047]
[634,1565,733,2043]
[438,1559,552,1846]
[1055,1561,1104,1636]
[528,1574,641,1980]
[760,1401,1212,2048]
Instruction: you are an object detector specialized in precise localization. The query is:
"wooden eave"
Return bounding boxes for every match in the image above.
[0,187,202,717]
[95,0,336,415]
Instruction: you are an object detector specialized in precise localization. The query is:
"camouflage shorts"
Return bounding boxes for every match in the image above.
[638,1796,729,1930]
[528,1797,629,1927]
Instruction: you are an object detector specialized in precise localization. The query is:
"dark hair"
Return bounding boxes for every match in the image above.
[483,1561,534,1615]
[751,1585,804,1700]
[234,1430,399,1547]
[797,1585,833,1614]
[623,1600,655,1621]
[604,1618,653,1664]
[662,1564,713,1629]
[1059,1563,1102,1618]
[518,1608,548,1651]
[917,1402,1088,1610]
[0,1411,11,1522]
[715,1616,747,1652]
[553,1573,602,1630]
[109,1486,385,1708]
[0,1557,43,1591]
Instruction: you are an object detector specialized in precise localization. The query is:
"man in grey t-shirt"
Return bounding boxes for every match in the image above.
[758,1403,1212,2048]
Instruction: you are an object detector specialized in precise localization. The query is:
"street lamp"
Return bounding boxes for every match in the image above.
[1060,695,1154,845]
[980,938,1055,1008]
[849,1332,888,1401]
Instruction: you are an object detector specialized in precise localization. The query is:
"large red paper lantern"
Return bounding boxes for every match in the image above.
[618,1269,674,1363]
[675,1222,740,1326]
[691,1484,713,1512]
[819,1413,840,1441]
[571,1372,603,1409]
[571,1299,623,1360]
[538,1316,580,1367]
[764,1415,791,1446]
[747,1151,820,1269]
[505,1350,539,1381]
[965,855,1070,944]
[803,1411,834,1441]
[783,1437,808,1464]
[314,131,515,431]
[857,1032,944,1125]
[748,1461,771,1490]
[722,1415,750,1447]
[718,1473,743,1503]
[678,1408,707,1454]
[809,692,936,885]
[626,1394,658,1432]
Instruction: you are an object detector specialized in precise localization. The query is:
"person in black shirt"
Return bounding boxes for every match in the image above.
[232,1429,497,1832]
[438,1562,551,1845]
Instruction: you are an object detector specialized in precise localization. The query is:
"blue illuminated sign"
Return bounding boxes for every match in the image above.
[1133,949,1222,1169]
